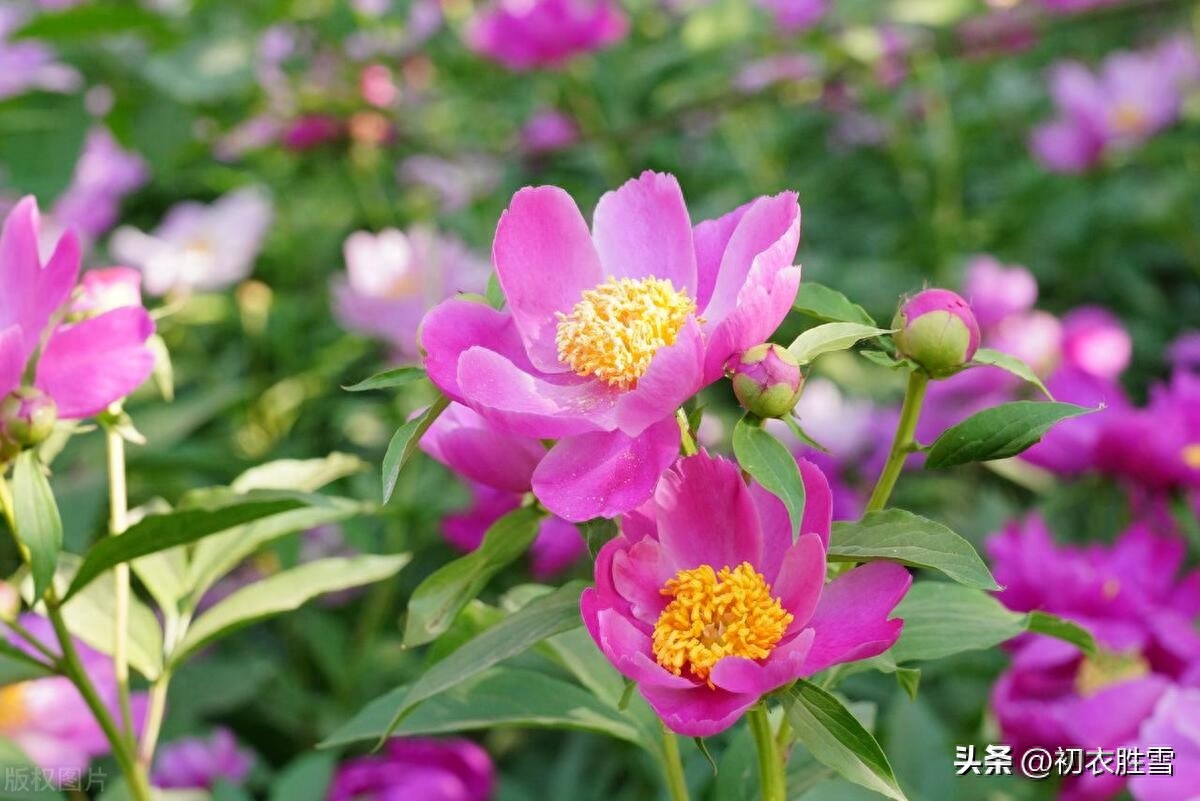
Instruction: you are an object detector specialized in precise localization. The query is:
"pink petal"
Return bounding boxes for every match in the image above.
[703,264,802,382]
[419,299,531,403]
[1061,675,1168,747]
[772,533,827,631]
[654,451,762,571]
[493,186,602,373]
[529,515,586,579]
[532,417,680,521]
[798,458,833,548]
[750,484,792,576]
[592,608,695,689]
[613,317,704,436]
[693,201,752,312]
[591,171,697,293]
[38,229,82,329]
[36,307,155,419]
[802,561,911,675]
[0,198,80,351]
[639,682,758,737]
[612,537,675,626]
[421,403,545,493]
[457,346,617,438]
[709,628,815,696]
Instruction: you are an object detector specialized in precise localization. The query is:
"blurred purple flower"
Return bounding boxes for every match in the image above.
[331,226,489,360]
[52,127,148,242]
[283,115,344,151]
[328,737,494,801]
[734,54,817,93]
[398,154,502,213]
[1129,687,1200,800]
[1060,306,1131,381]
[0,7,81,100]
[152,729,255,791]
[755,0,826,33]
[963,255,1037,329]
[520,109,579,155]
[466,0,628,71]
[1168,331,1200,371]
[109,186,273,296]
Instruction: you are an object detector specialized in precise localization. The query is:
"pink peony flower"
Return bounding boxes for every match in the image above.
[328,737,493,801]
[581,451,911,736]
[421,403,585,578]
[152,729,255,791]
[0,198,155,421]
[755,0,826,33]
[466,0,628,71]
[519,109,579,155]
[419,171,802,520]
[1129,687,1200,801]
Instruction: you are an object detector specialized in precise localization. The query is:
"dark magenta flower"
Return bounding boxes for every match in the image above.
[1128,687,1200,801]
[466,0,628,71]
[519,109,579,155]
[152,729,255,791]
[327,737,493,801]
[892,288,980,377]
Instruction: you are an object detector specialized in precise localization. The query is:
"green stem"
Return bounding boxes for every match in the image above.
[105,419,136,746]
[45,594,152,801]
[865,371,929,512]
[748,704,786,801]
[137,671,170,770]
[659,723,690,801]
[775,713,793,759]
[676,409,698,457]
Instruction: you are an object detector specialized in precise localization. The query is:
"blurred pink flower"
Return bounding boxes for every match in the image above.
[419,171,802,520]
[520,109,579,155]
[734,54,817,93]
[582,451,910,736]
[0,198,155,420]
[755,0,826,33]
[466,0,628,71]
[963,255,1037,329]
[1129,687,1200,800]
[398,154,502,213]
[52,127,148,242]
[331,226,488,359]
[0,7,80,100]
[283,115,344,151]
[328,737,493,801]
[152,729,255,791]
[109,187,273,296]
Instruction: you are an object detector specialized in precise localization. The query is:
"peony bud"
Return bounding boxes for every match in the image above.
[892,289,980,378]
[729,343,804,419]
[0,387,58,448]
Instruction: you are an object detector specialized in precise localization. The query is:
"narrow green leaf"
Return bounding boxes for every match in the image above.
[886,582,1025,663]
[1024,611,1097,657]
[173,554,409,665]
[783,681,908,801]
[732,419,805,540]
[231,453,365,493]
[11,452,63,602]
[267,752,336,801]
[970,348,1053,400]
[787,323,892,366]
[342,366,427,392]
[580,518,619,559]
[694,737,718,776]
[65,494,317,600]
[925,401,1094,470]
[0,640,55,685]
[402,507,543,647]
[14,4,170,41]
[792,283,877,326]
[381,581,585,740]
[828,509,998,590]
[321,668,649,751]
[382,395,450,503]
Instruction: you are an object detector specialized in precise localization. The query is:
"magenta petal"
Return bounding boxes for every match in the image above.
[654,451,762,571]
[457,346,617,438]
[532,418,680,521]
[592,608,695,689]
[797,458,833,548]
[612,538,674,625]
[639,682,758,737]
[750,484,791,577]
[419,299,532,403]
[693,202,752,312]
[614,317,704,436]
[0,325,22,399]
[493,186,602,373]
[36,307,155,419]
[37,229,82,330]
[529,515,586,579]
[702,265,803,382]
[421,403,545,493]
[802,561,911,675]
[709,628,815,696]
[772,534,827,630]
[591,171,697,293]
[1061,675,1169,747]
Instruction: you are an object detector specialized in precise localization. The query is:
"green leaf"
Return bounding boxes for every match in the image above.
[381,581,585,740]
[342,366,427,393]
[267,752,336,801]
[403,507,543,647]
[783,681,908,801]
[828,509,998,590]
[969,349,1052,400]
[173,555,409,665]
[64,493,318,601]
[732,419,805,540]
[382,395,450,503]
[1024,611,1097,657]
[321,668,650,750]
[792,283,877,326]
[580,518,619,559]
[787,323,892,366]
[924,401,1094,470]
[131,547,189,615]
[11,452,63,602]
[14,3,171,41]
[231,453,365,493]
[859,349,916,371]
[0,640,54,686]
[886,582,1025,663]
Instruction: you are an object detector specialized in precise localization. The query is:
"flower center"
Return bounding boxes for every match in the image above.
[1074,649,1150,697]
[1182,443,1200,470]
[0,683,29,730]
[1111,103,1147,136]
[652,562,793,687]
[555,276,696,389]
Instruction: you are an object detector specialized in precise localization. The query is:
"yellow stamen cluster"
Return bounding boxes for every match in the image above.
[652,562,793,687]
[1075,649,1150,697]
[0,683,28,728]
[1111,103,1147,136]
[555,276,696,389]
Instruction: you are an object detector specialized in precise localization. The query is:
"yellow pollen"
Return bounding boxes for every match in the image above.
[1075,649,1150,697]
[651,562,793,688]
[1182,443,1200,470]
[555,276,696,389]
[0,683,29,729]
[1111,103,1147,136]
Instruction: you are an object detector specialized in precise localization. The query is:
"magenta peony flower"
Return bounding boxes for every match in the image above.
[332,227,489,360]
[52,127,148,242]
[327,737,494,801]
[0,198,155,422]
[519,109,579,155]
[421,403,585,578]
[420,171,802,520]
[755,0,826,33]
[1129,687,1200,801]
[581,451,911,736]
[2,615,149,775]
[1060,306,1131,381]
[109,187,273,296]
[152,729,255,791]
[466,0,628,71]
